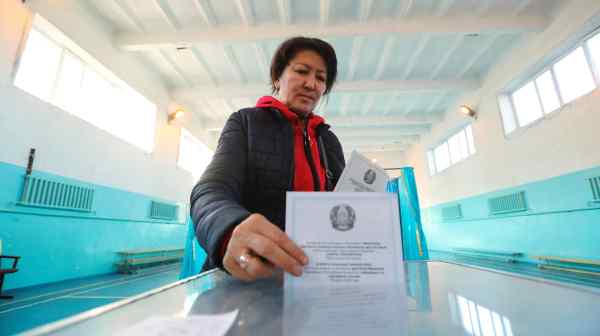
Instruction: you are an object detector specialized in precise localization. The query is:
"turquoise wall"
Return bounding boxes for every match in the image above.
[0,161,187,290]
[422,166,600,261]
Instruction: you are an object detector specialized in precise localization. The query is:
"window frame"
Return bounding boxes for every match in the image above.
[427,123,476,177]
[12,15,158,153]
[177,128,214,181]
[499,27,600,137]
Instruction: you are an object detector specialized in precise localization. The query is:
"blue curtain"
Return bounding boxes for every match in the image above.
[179,217,207,279]
[386,167,429,261]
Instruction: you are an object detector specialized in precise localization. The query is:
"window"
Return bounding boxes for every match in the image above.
[13,15,157,152]
[427,124,476,176]
[499,29,600,135]
[553,48,595,103]
[14,29,62,102]
[589,33,600,74]
[534,71,560,114]
[178,128,214,182]
[513,82,543,127]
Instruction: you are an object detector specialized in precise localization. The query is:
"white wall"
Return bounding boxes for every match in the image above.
[405,0,600,208]
[0,0,204,203]
[362,150,406,171]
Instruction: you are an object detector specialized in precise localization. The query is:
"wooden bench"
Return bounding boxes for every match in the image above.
[115,248,184,274]
[452,248,524,263]
[534,256,600,277]
[0,255,20,299]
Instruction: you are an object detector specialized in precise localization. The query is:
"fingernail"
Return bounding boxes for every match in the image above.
[302,256,309,265]
[294,265,303,276]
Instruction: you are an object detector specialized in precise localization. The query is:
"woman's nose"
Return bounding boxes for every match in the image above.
[304,75,317,90]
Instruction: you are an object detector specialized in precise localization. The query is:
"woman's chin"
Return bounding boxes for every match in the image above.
[290,103,315,116]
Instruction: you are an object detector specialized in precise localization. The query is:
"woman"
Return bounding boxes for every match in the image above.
[190,37,345,281]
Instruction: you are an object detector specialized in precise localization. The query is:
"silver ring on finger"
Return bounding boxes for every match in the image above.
[237,253,251,270]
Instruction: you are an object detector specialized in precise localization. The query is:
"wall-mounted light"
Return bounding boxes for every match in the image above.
[459,105,477,119]
[168,107,185,124]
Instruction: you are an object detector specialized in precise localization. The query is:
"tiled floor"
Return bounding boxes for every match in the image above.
[0,264,181,335]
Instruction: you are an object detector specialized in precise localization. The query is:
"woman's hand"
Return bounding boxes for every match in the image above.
[223,213,308,281]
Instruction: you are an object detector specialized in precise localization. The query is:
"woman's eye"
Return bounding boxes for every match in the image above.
[296,69,309,74]
[317,76,325,82]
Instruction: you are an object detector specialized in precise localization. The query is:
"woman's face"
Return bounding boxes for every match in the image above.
[276,50,327,116]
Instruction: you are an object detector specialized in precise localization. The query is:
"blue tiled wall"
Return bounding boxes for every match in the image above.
[0,161,187,290]
[422,166,600,260]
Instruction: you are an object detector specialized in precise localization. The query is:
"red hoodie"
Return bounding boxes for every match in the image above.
[256,96,326,191]
[218,96,327,261]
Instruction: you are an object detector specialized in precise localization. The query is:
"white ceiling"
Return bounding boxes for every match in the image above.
[86,0,561,154]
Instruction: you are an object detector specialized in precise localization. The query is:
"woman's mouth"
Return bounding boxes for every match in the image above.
[298,95,315,102]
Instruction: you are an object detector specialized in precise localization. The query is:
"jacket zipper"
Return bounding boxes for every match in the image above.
[303,122,321,191]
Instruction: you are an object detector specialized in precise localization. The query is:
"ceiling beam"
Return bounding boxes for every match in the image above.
[111,0,145,31]
[326,115,440,127]
[430,35,464,79]
[382,93,399,116]
[344,144,410,153]
[116,16,548,50]
[403,35,431,79]
[202,114,437,130]
[513,0,532,16]
[338,134,420,145]
[152,0,179,30]
[320,0,330,25]
[360,95,376,116]
[425,94,447,114]
[347,37,365,80]
[235,0,254,26]
[477,0,493,15]
[396,0,415,17]
[402,99,420,116]
[193,0,217,27]
[222,45,245,83]
[359,0,374,22]
[172,79,479,100]
[339,95,351,116]
[374,36,396,80]
[159,50,192,86]
[333,125,430,137]
[457,35,499,77]
[435,0,455,17]
[253,43,269,82]
[277,0,291,25]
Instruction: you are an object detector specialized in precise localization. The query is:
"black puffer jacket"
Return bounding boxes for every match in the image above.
[190,107,345,271]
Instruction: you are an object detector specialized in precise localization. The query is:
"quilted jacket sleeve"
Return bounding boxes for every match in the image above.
[190,111,251,270]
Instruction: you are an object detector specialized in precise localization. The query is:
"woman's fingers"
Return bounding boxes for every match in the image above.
[243,253,276,279]
[247,217,309,266]
[243,231,304,277]
[223,213,308,281]
[222,252,253,281]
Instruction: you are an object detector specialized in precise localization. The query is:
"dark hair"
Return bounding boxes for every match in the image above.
[270,36,338,95]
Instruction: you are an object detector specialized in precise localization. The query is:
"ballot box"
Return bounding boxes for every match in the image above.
[24,261,600,336]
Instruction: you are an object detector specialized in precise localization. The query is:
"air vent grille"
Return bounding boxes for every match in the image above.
[589,177,600,201]
[150,201,179,221]
[18,175,94,212]
[488,191,528,215]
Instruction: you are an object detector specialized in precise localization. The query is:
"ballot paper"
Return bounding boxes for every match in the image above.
[283,285,407,336]
[117,310,238,336]
[334,150,390,192]
[285,192,404,289]
[284,192,406,335]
